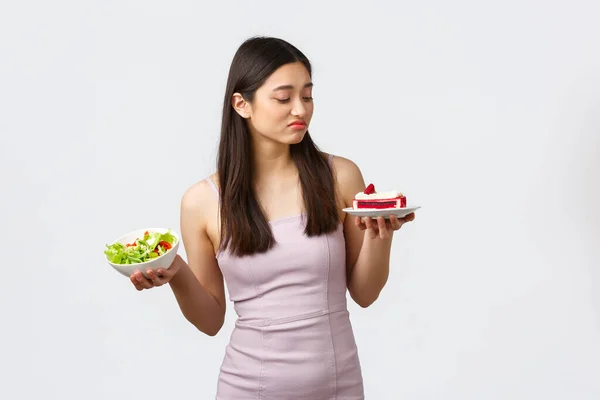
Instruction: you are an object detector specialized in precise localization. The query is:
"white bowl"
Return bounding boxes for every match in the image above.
[105,227,180,278]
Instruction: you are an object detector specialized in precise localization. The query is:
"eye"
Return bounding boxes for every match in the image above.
[303,96,313,101]
[276,98,291,103]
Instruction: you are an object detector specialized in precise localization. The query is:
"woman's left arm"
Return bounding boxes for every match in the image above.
[333,156,415,308]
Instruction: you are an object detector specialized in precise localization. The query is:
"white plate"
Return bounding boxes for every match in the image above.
[342,206,421,219]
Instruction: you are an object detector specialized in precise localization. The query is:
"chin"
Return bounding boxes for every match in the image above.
[287,131,306,144]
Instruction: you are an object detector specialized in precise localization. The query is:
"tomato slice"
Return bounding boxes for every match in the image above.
[158,241,172,250]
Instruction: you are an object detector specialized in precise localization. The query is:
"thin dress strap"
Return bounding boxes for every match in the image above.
[327,153,334,166]
[205,177,220,199]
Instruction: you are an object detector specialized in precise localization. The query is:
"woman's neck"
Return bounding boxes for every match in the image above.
[250,135,296,182]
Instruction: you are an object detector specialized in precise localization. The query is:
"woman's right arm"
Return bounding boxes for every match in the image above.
[167,181,226,336]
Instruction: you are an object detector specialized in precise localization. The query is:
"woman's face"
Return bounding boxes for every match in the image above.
[234,62,314,145]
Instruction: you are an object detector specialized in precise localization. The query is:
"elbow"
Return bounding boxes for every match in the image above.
[347,273,388,309]
[358,301,372,309]
[188,313,225,337]
[194,320,223,337]
[357,296,378,308]
[206,316,225,336]
[351,290,379,308]
[202,326,221,337]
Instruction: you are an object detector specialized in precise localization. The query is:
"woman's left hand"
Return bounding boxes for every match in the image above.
[355,212,416,240]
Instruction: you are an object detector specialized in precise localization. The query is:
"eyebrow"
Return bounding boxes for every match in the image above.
[272,82,313,91]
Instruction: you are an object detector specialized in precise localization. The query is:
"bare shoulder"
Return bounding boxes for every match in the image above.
[329,155,363,181]
[180,173,219,229]
[182,174,218,205]
[328,154,366,207]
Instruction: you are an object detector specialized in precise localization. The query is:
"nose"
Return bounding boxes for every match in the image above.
[291,98,307,118]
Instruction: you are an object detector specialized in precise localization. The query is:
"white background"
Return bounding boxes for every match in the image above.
[1,0,599,399]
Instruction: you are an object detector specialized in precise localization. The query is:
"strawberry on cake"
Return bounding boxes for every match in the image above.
[352,183,406,210]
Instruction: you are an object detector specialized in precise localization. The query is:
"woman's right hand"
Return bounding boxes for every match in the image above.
[129,254,183,291]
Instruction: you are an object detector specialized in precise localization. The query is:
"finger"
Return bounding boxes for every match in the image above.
[399,213,415,225]
[389,215,402,230]
[134,271,154,289]
[147,269,166,286]
[355,216,367,230]
[364,217,377,239]
[402,212,416,222]
[156,268,170,279]
[161,256,181,277]
[377,217,391,239]
[130,274,144,291]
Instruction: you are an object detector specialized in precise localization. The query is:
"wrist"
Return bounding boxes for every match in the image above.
[363,231,394,246]
[168,255,187,286]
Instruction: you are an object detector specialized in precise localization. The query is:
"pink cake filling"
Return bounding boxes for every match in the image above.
[352,196,406,209]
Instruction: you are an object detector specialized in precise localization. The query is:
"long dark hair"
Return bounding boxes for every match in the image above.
[217,36,339,257]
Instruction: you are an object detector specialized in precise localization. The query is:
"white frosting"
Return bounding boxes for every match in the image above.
[355,190,402,199]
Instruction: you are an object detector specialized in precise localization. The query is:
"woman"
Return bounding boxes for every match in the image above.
[129,36,415,399]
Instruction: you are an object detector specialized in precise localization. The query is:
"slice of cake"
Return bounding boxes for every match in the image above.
[352,183,406,209]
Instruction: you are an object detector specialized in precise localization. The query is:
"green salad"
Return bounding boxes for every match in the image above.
[104,230,177,264]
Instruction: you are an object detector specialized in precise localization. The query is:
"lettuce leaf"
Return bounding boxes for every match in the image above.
[104,229,177,264]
